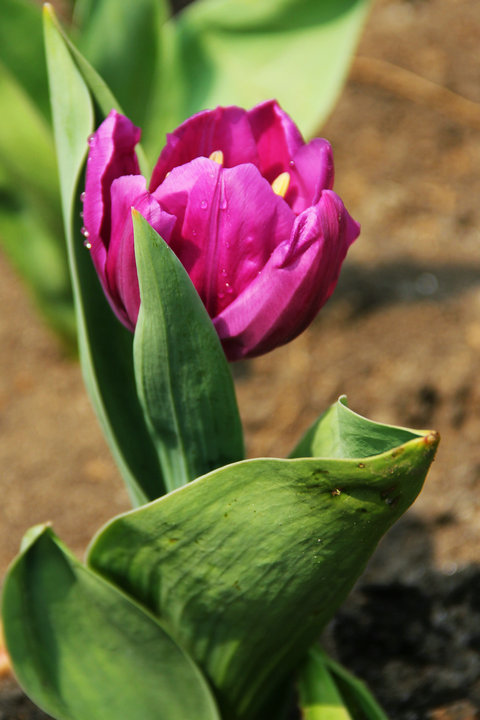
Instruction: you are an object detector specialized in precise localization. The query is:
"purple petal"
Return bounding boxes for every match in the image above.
[104,176,176,329]
[83,110,141,285]
[246,100,304,183]
[149,106,260,191]
[287,138,335,214]
[153,157,294,317]
[213,191,360,360]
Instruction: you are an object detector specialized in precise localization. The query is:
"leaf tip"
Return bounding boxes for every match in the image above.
[42,3,54,20]
[423,430,440,447]
[19,523,52,554]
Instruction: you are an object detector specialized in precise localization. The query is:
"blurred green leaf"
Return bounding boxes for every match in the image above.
[88,403,438,720]
[147,0,371,154]
[47,7,150,175]
[0,60,58,217]
[0,58,75,344]
[132,212,244,491]
[0,192,75,346]
[0,0,50,118]
[76,0,167,132]
[43,4,164,505]
[2,526,220,720]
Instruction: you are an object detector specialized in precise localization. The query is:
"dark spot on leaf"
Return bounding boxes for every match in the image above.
[381,485,398,499]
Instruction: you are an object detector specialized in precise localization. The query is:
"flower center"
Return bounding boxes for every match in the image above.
[271,172,290,198]
[209,150,224,165]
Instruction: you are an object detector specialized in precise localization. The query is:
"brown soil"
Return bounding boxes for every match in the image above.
[2,0,480,717]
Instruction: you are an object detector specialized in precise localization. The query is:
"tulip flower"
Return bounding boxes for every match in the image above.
[82,101,359,360]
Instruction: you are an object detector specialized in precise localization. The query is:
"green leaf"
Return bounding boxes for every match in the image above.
[45,4,151,185]
[297,646,388,720]
[154,0,371,151]
[88,409,438,720]
[76,0,167,132]
[2,526,220,720]
[290,396,418,459]
[43,4,164,504]
[132,211,244,491]
[321,651,389,720]
[297,647,353,720]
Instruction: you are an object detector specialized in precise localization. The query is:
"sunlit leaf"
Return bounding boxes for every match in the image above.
[133,211,244,491]
[88,402,438,719]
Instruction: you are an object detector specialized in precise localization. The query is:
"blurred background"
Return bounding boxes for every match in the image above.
[1,0,480,715]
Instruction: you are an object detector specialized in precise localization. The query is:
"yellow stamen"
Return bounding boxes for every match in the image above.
[271,171,290,198]
[209,150,224,165]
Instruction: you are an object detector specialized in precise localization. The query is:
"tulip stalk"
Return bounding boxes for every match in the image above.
[1,5,439,720]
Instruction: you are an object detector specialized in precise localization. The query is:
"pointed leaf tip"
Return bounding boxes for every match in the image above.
[19,523,52,554]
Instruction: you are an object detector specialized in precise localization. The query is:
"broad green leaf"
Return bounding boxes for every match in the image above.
[132,212,244,491]
[2,526,220,720]
[0,0,50,118]
[151,0,371,152]
[298,647,352,720]
[290,396,418,459]
[43,4,164,504]
[88,411,438,720]
[76,0,167,132]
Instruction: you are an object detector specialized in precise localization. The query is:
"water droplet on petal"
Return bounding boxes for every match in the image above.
[220,198,227,210]
[192,229,197,237]
[218,291,225,299]
[87,133,95,145]
[221,268,227,277]
[80,192,86,202]
[289,160,295,168]
[81,227,89,238]
[79,210,84,218]
[200,200,208,210]
[83,240,92,249]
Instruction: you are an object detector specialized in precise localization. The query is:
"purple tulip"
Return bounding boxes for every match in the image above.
[82,101,359,360]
